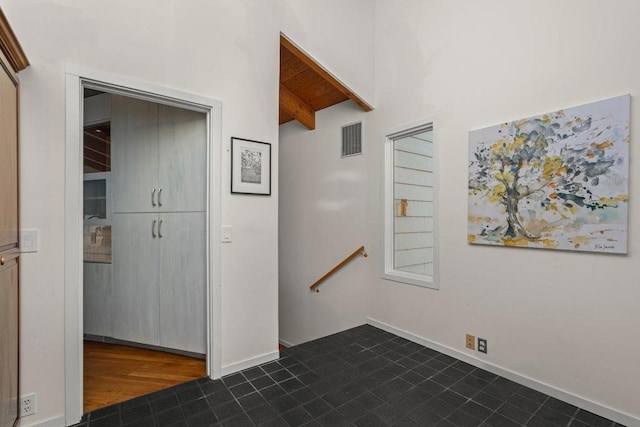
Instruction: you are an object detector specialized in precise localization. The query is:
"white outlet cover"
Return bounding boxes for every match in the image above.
[20,393,36,416]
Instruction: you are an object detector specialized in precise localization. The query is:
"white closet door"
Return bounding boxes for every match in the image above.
[111,95,159,213]
[158,105,207,212]
[112,213,160,346]
[158,212,206,354]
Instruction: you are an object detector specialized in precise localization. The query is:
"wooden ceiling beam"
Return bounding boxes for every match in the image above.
[280,84,315,130]
[278,106,294,125]
[280,34,373,113]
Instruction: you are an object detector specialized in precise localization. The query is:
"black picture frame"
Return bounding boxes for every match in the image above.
[231,137,272,195]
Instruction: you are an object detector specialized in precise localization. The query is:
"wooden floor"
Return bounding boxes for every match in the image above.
[83,341,206,413]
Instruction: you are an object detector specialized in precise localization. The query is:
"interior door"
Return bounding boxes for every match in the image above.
[111,212,160,346]
[111,95,159,214]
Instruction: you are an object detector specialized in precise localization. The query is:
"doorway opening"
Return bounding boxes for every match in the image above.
[81,89,209,412]
[65,67,222,426]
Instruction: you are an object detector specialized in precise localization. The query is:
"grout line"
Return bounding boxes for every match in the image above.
[78,325,623,427]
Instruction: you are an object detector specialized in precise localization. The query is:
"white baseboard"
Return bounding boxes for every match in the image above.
[21,414,65,427]
[367,317,639,427]
[221,350,280,377]
[279,339,295,348]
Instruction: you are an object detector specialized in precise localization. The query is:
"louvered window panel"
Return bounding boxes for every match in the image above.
[341,122,362,157]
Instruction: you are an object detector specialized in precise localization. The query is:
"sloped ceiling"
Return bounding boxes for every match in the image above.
[279,35,373,130]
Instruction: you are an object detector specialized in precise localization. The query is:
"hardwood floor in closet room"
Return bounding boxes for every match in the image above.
[82,92,207,411]
[83,341,205,412]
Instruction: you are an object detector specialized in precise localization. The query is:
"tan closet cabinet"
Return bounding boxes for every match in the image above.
[0,8,28,427]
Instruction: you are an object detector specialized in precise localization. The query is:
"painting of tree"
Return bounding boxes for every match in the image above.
[468,95,630,253]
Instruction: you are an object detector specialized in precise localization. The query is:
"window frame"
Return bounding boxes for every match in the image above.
[382,118,439,289]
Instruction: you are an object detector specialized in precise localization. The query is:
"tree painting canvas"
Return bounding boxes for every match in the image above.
[468,95,630,254]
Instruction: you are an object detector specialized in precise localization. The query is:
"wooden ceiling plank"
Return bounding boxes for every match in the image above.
[282,73,350,114]
[309,92,349,112]
[289,78,348,111]
[280,55,312,83]
[280,84,315,130]
[282,71,327,101]
[280,35,372,112]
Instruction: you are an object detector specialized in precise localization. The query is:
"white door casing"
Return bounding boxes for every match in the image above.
[64,65,222,426]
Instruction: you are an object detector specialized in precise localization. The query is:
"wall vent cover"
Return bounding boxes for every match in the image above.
[341,122,362,157]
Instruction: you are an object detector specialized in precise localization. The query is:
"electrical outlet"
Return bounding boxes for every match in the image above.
[20,393,36,417]
[477,338,488,354]
[465,334,475,350]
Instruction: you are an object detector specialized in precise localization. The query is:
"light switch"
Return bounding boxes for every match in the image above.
[222,225,232,243]
[20,229,39,253]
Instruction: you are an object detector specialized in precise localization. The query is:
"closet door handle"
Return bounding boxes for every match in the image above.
[152,219,157,238]
[158,220,163,238]
[158,188,163,207]
[152,188,157,207]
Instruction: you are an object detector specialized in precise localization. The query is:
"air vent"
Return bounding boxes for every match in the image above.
[341,121,362,157]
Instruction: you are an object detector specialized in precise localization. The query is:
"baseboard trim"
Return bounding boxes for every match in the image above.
[221,350,280,377]
[366,317,639,427]
[279,339,295,349]
[84,335,206,360]
[21,414,65,427]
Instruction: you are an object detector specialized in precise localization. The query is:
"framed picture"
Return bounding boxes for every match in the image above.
[468,94,630,254]
[231,137,271,195]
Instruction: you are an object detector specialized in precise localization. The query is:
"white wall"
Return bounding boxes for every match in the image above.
[3,0,376,424]
[278,0,375,104]
[367,0,639,422]
[279,103,371,346]
[4,0,281,425]
[8,0,640,423]
[276,1,375,345]
[280,0,640,424]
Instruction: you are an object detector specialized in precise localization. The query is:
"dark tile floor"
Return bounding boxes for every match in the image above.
[72,325,625,427]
